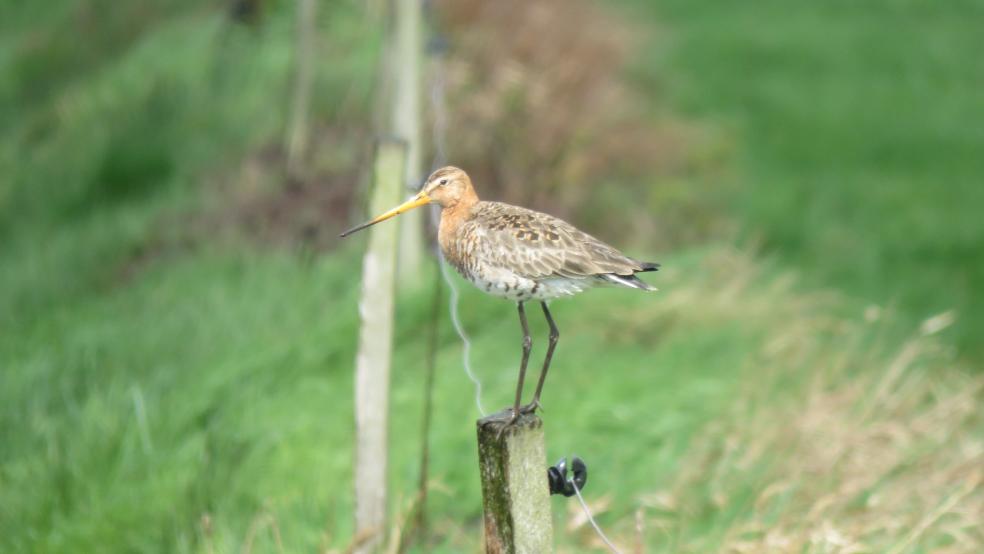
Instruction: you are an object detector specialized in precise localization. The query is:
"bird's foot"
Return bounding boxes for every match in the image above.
[519,399,543,415]
[496,408,522,440]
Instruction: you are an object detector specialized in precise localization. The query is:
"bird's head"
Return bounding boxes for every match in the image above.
[340,166,476,237]
[419,166,474,209]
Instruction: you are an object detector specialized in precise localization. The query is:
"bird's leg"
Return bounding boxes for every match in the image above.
[521,301,558,415]
[507,301,533,427]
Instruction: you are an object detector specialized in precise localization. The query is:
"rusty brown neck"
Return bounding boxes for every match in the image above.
[437,189,479,267]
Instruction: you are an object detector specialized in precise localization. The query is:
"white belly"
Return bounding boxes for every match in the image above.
[464,266,593,302]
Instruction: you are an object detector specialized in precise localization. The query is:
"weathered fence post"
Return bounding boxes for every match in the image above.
[284,0,316,175]
[353,139,407,553]
[391,0,425,284]
[477,409,554,553]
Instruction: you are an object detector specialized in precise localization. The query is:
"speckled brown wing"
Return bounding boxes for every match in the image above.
[472,201,645,279]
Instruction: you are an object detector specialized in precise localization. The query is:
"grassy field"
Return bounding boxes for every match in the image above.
[632,0,984,359]
[4,242,980,552]
[1,0,982,552]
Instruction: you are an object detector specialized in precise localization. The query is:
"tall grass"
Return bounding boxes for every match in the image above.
[626,0,984,360]
[4,240,979,552]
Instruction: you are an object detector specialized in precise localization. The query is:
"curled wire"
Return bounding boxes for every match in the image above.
[549,456,623,554]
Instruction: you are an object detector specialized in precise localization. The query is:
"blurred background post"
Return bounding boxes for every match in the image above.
[389,0,426,285]
[284,0,317,177]
[352,139,406,552]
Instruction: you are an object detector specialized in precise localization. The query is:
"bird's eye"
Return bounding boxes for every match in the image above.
[439,179,448,186]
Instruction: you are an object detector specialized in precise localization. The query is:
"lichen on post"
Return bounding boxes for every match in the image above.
[476,409,554,554]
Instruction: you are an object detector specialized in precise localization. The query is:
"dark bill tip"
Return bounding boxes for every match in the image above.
[339,220,377,238]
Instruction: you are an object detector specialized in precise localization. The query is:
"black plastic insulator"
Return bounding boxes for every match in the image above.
[548,456,588,497]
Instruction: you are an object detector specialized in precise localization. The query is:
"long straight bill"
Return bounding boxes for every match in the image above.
[340,192,432,237]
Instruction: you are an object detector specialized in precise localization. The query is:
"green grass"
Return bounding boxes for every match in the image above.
[1,0,983,552]
[628,0,984,359]
[4,237,979,552]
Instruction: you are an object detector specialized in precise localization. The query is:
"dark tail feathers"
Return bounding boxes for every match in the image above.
[600,261,660,291]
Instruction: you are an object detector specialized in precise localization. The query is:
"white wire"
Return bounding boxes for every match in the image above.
[438,254,487,417]
[428,45,487,417]
[426,24,619,550]
[429,58,448,164]
[571,477,623,554]
[427,29,620,550]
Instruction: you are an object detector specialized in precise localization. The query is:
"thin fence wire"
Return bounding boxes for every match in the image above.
[428,41,487,417]
[426,21,618,552]
[572,478,623,554]
[438,252,487,416]
[428,46,449,165]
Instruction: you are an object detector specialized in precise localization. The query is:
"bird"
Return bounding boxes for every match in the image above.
[341,166,659,425]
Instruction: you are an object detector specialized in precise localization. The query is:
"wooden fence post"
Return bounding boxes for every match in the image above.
[353,139,407,553]
[477,409,554,554]
[284,0,316,176]
[391,0,425,285]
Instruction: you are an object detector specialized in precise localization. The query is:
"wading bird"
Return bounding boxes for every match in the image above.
[341,167,659,424]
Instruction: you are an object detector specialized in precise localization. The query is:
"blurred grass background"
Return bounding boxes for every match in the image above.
[1,0,982,552]
[646,0,984,359]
